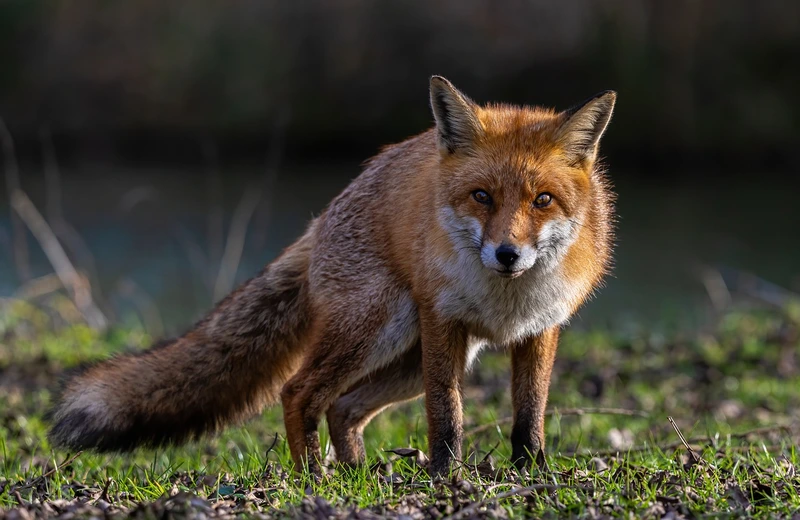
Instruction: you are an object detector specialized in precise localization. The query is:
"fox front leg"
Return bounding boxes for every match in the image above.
[510,327,559,471]
[420,308,469,477]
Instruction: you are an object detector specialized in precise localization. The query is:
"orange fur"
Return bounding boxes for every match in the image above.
[49,77,616,477]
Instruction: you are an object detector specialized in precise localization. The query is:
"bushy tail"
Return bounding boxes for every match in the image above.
[49,223,317,451]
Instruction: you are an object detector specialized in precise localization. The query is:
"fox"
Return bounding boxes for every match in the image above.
[49,76,616,477]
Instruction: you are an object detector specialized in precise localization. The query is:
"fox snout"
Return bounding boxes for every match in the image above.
[480,241,537,277]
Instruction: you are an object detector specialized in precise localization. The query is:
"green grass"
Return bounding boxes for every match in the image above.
[2,297,800,517]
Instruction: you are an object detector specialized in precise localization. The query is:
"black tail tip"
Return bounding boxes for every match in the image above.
[48,406,214,453]
[48,409,108,451]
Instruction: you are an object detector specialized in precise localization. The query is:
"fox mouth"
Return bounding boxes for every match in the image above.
[493,269,525,279]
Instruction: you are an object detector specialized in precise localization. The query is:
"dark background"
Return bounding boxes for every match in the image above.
[1,1,798,334]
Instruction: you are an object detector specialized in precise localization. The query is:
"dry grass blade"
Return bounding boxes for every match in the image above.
[385,447,429,468]
[466,408,649,437]
[563,424,793,458]
[100,478,114,502]
[203,139,225,275]
[115,279,164,338]
[265,432,280,458]
[213,184,263,302]
[725,424,793,441]
[14,274,64,299]
[41,126,107,313]
[697,264,732,311]
[14,451,83,491]
[549,407,650,418]
[10,190,108,330]
[668,416,701,463]
[1,116,30,282]
[723,444,787,453]
[41,451,82,481]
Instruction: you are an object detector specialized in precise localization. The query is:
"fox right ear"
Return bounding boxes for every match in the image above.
[430,76,483,154]
[556,90,616,166]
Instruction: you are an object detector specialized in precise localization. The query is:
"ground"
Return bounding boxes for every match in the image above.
[1,297,800,518]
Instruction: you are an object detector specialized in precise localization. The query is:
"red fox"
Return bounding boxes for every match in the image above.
[50,77,616,477]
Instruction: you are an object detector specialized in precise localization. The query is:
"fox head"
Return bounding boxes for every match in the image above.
[430,76,615,279]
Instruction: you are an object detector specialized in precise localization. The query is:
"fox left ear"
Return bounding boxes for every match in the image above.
[430,76,484,155]
[556,90,617,166]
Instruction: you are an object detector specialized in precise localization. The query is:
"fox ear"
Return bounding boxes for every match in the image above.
[556,90,616,165]
[430,76,483,154]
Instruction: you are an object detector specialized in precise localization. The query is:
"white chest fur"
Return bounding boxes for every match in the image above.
[434,261,581,346]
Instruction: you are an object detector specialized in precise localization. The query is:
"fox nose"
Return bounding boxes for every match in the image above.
[495,244,520,269]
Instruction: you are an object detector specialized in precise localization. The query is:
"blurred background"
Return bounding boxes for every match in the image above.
[1,0,798,335]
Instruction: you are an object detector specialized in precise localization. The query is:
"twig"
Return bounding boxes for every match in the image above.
[698,265,731,311]
[209,110,287,302]
[40,451,82,481]
[723,444,787,453]
[41,126,108,315]
[250,106,289,252]
[464,420,510,437]
[265,432,280,458]
[561,440,687,458]
[172,223,211,290]
[723,267,800,308]
[725,424,793,441]
[14,275,92,324]
[0,222,10,266]
[479,443,499,465]
[203,139,224,283]
[100,478,114,502]
[40,125,63,222]
[442,483,594,520]
[13,451,83,492]
[10,189,108,330]
[14,274,64,299]
[115,279,164,338]
[466,408,650,437]
[561,424,792,458]
[1,116,30,282]
[213,184,262,302]
[669,416,701,463]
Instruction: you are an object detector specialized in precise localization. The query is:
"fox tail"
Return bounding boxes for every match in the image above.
[49,223,316,451]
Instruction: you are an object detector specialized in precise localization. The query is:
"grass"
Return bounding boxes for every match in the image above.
[2,295,800,517]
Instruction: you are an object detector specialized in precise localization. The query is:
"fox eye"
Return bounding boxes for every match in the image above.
[472,190,492,205]
[533,192,553,208]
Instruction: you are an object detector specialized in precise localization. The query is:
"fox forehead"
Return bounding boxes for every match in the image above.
[477,104,564,157]
[441,105,586,186]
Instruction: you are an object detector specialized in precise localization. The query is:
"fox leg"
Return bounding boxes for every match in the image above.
[510,326,559,470]
[326,344,424,466]
[419,308,469,477]
[281,350,359,475]
[280,311,391,475]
